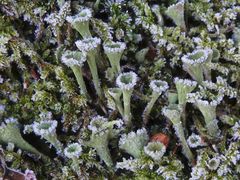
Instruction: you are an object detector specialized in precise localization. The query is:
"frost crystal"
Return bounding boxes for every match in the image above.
[44,1,70,27]
[232,121,240,140]
[39,111,53,120]
[202,77,237,98]
[190,167,207,180]
[174,77,197,87]
[61,50,86,67]
[0,75,3,83]
[6,142,15,151]
[24,169,37,180]
[187,92,223,106]
[0,104,5,113]
[217,164,231,176]
[75,37,101,52]
[103,41,126,53]
[181,49,210,65]
[66,8,92,23]
[116,157,139,172]
[5,117,18,124]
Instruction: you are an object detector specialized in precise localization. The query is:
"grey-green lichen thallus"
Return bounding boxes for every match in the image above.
[76,37,104,99]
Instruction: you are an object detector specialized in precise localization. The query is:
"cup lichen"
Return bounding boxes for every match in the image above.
[1,0,240,179]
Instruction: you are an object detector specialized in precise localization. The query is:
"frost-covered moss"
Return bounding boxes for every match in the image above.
[0,0,240,179]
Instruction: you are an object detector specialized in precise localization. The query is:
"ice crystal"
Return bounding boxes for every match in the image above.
[66,8,92,24]
[181,49,210,65]
[75,37,101,52]
[61,50,86,67]
[103,41,126,53]
[1,0,240,178]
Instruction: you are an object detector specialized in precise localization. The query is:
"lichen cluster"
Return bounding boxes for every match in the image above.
[0,0,240,179]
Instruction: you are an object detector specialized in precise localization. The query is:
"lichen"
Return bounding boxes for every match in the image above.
[0,0,240,179]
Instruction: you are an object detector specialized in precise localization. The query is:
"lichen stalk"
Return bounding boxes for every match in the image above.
[103,41,126,76]
[87,53,103,99]
[197,103,220,138]
[66,8,92,38]
[73,21,91,38]
[143,80,169,125]
[116,72,138,128]
[75,37,103,99]
[187,92,222,138]
[86,116,123,167]
[71,65,89,97]
[143,92,159,125]
[0,122,43,157]
[44,133,63,153]
[174,78,197,127]
[174,122,194,163]
[107,52,122,74]
[122,89,133,128]
[162,105,194,164]
[61,50,88,97]
[85,131,113,167]
[108,88,124,116]
[93,135,113,167]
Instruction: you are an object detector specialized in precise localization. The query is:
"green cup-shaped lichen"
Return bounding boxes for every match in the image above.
[86,116,123,167]
[76,37,103,99]
[116,72,138,127]
[174,78,197,126]
[144,141,166,162]
[119,128,149,158]
[187,92,222,138]
[162,105,194,163]
[197,103,220,138]
[1,118,47,160]
[61,50,89,97]
[33,120,63,154]
[165,1,186,31]
[103,41,126,76]
[108,88,124,116]
[174,78,197,105]
[66,8,92,38]
[143,80,169,125]
[64,143,83,176]
[181,49,212,84]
